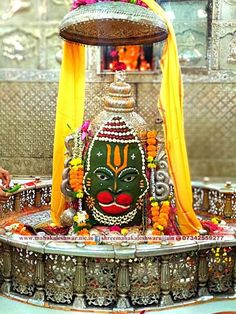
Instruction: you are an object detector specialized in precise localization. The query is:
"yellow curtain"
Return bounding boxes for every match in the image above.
[142,0,202,234]
[51,42,85,226]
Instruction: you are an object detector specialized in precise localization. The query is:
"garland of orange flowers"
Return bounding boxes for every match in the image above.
[68,127,85,201]
[69,158,84,198]
[146,130,158,168]
[150,198,170,235]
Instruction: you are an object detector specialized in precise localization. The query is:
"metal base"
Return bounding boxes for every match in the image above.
[28,290,45,306]
[160,294,174,306]
[1,281,11,295]
[116,296,131,309]
[73,295,86,309]
[198,287,211,297]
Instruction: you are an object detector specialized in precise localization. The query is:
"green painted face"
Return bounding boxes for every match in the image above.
[84,116,148,225]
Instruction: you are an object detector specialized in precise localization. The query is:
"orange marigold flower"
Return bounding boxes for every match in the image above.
[152,229,161,235]
[161,204,169,210]
[161,208,170,214]
[148,151,157,158]
[157,218,168,227]
[78,229,89,236]
[147,130,157,138]
[151,210,159,217]
[153,222,160,229]
[147,145,157,152]
[151,206,160,211]
[147,138,156,145]
[159,213,169,220]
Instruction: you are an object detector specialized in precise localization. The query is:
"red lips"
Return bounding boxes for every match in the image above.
[97,191,133,215]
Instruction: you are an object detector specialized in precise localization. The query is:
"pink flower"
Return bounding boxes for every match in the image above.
[71,0,148,10]
[71,0,88,10]
[137,0,148,7]
[86,0,97,4]
[201,221,223,234]
[79,120,91,141]
[110,50,118,58]
[110,226,121,232]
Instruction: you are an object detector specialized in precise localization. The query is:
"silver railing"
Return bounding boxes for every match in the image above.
[0,178,51,219]
[192,181,236,219]
[0,238,235,310]
[1,179,236,220]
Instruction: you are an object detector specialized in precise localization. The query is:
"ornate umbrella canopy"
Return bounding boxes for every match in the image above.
[59,2,168,45]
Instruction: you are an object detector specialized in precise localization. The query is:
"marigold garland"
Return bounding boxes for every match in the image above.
[146,130,158,167]
[67,121,96,237]
[150,197,170,235]
[69,159,84,198]
[69,122,90,199]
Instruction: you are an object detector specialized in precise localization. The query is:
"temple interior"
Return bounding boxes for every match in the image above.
[0,0,236,313]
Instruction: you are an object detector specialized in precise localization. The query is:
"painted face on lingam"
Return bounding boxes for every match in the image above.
[84,116,148,226]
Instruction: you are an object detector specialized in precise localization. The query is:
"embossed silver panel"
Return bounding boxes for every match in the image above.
[45,254,76,304]
[169,251,198,300]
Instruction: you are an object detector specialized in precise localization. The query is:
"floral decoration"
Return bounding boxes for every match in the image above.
[69,121,91,201]
[150,198,170,235]
[146,130,158,168]
[110,225,121,232]
[113,61,127,71]
[211,217,221,224]
[4,222,32,236]
[67,121,96,235]
[73,211,95,233]
[72,0,148,10]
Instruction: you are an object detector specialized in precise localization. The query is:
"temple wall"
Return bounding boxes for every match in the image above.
[0,0,236,179]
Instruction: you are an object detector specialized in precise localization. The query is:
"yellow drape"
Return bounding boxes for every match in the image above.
[142,0,202,234]
[51,42,85,225]
[51,1,202,234]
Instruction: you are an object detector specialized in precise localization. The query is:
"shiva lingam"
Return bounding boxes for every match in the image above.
[60,71,171,236]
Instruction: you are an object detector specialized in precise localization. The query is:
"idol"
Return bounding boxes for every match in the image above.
[84,116,148,226]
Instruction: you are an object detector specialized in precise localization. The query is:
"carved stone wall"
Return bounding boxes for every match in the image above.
[0,0,236,178]
[0,82,57,175]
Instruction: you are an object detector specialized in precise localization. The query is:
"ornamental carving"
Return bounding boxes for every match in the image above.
[86,258,117,306]
[170,252,198,300]
[208,247,234,293]
[1,0,31,20]
[1,31,37,64]
[44,254,76,304]
[12,248,36,296]
[227,34,236,63]
[130,257,160,305]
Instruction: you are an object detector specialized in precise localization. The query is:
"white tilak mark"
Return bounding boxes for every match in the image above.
[131,153,136,160]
